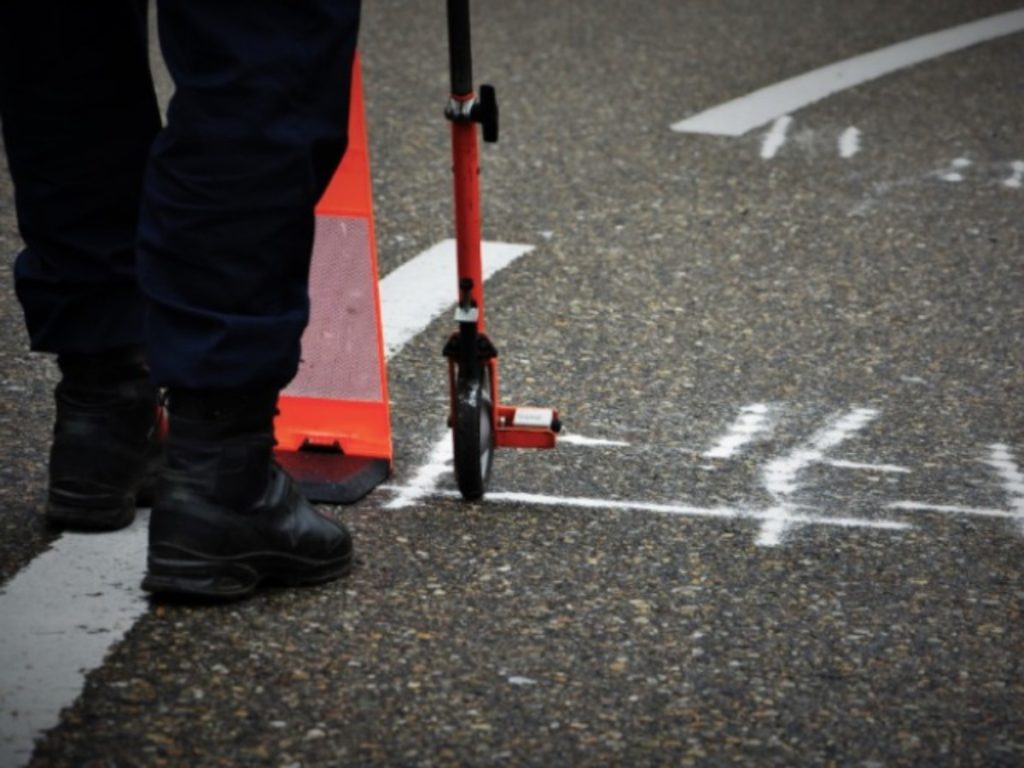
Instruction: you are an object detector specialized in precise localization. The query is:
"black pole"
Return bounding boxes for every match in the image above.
[447,0,473,96]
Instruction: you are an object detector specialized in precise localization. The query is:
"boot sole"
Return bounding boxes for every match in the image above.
[142,545,353,600]
[46,491,136,531]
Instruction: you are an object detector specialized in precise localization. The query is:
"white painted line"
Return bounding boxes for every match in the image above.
[758,408,879,545]
[671,9,1024,136]
[704,403,773,459]
[1004,160,1024,189]
[558,434,631,448]
[763,409,879,497]
[384,430,453,509]
[887,501,1015,519]
[760,116,793,159]
[825,459,911,474]
[0,237,536,764]
[984,443,1024,532]
[0,513,150,765]
[838,127,862,159]
[422,489,910,534]
[939,157,971,182]
[380,239,534,357]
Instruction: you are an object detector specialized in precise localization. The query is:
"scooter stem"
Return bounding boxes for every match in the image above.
[447,0,486,330]
[447,0,474,96]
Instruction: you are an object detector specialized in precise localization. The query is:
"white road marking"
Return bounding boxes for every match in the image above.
[0,238,535,765]
[984,443,1024,531]
[384,430,453,509]
[1004,160,1024,189]
[760,116,793,159]
[887,501,1015,519]
[380,239,533,358]
[939,157,972,182]
[671,9,1024,136]
[758,408,879,546]
[0,513,150,765]
[825,459,911,474]
[558,434,631,448]
[704,403,773,459]
[419,489,910,536]
[888,445,1023,534]
[385,428,631,509]
[384,406,922,544]
[838,127,862,159]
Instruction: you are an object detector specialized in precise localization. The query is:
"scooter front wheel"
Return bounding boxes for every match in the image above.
[453,363,495,500]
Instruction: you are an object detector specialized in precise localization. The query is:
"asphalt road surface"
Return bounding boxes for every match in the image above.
[1,1,1022,766]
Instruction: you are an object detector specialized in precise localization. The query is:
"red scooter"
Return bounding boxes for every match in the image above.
[443,0,560,500]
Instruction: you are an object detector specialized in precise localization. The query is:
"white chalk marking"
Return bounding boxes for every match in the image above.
[838,127,862,159]
[671,9,1024,136]
[758,408,879,545]
[507,676,538,687]
[384,431,452,509]
[0,237,536,764]
[887,501,1015,519]
[704,403,773,459]
[0,513,150,765]
[825,459,911,474]
[984,443,1024,531]
[558,434,631,448]
[420,489,909,535]
[939,157,972,182]
[760,116,793,159]
[380,239,533,357]
[1004,160,1024,189]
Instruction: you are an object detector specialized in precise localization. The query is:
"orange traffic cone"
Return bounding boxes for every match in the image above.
[274,53,392,502]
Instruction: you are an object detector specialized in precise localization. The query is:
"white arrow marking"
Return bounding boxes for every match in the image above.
[671,9,1024,136]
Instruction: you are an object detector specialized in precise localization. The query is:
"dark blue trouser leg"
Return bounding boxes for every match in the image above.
[0,0,160,355]
[139,0,360,390]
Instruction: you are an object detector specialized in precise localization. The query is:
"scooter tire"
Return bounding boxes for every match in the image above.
[453,365,494,501]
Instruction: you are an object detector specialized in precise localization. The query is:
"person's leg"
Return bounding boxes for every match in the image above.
[0,0,160,355]
[0,0,162,530]
[139,0,360,390]
[140,0,361,599]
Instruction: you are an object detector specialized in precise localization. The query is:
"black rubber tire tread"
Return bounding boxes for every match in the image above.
[453,365,494,500]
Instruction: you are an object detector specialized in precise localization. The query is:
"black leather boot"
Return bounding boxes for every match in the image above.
[46,348,161,531]
[142,389,353,600]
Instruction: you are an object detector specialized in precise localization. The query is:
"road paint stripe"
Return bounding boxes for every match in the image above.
[381,239,534,357]
[838,127,862,159]
[758,408,879,545]
[763,409,879,497]
[671,9,1024,136]
[0,238,535,765]
[419,489,910,534]
[760,116,793,159]
[558,434,631,448]
[826,459,911,474]
[984,443,1024,531]
[0,513,150,765]
[939,157,971,182]
[704,403,773,459]
[1004,160,1024,189]
[887,501,1015,519]
[384,431,452,509]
